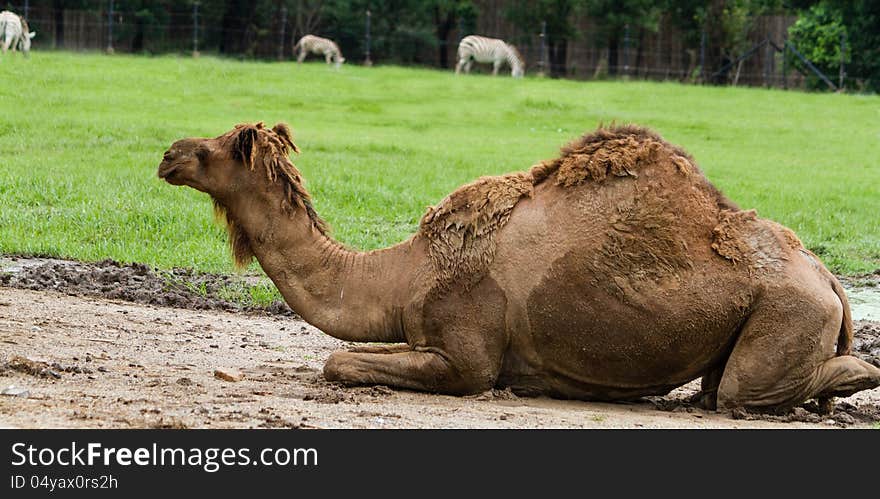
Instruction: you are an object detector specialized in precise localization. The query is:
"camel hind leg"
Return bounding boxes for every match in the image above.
[717,282,880,411]
[811,356,880,398]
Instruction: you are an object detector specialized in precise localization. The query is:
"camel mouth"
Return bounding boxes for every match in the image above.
[157,162,180,181]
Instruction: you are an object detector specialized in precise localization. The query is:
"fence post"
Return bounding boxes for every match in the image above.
[538,20,546,77]
[278,6,287,60]
[23,0,28,19]
[106,0,114,54]
[192,2,200,57]
[782,37,787,89]
[364,10,372,66]
[623,24,630,77]
[839,32,846,91]
[698,29,706,83]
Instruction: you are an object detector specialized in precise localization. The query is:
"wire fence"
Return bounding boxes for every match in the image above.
[4,3,865,91]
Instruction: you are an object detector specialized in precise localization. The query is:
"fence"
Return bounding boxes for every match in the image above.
[4,2,860,91]
[468,9,817,88]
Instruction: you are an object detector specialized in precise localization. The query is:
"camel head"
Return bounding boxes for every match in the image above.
[158,122,326,268]
[158,122,301,194]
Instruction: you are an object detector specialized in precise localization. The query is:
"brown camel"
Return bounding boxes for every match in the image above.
[157,122,880,412]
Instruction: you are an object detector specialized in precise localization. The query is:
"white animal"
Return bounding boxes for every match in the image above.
[293,34,345,68]
[0,11,35,56]
[456,35,524,77]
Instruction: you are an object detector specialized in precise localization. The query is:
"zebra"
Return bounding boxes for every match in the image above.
[455,35,524,78]
[0,11,35,56]
[293,35,345,68]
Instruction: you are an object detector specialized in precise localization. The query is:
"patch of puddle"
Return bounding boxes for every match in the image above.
[0,257,74,274]
[845,286,880,322]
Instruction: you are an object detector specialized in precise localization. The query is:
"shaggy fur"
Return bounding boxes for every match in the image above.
[541,124,737,210]
[711,209,801,274]
[212,122,327,268]
[420,172,533,288]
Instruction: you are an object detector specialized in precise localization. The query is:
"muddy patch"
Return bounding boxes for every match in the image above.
[650,390,879,428]
[0,257,294,317]
[854,321,880,368]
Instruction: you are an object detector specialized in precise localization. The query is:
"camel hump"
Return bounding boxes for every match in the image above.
[420,172,533,287]
[543,124,698,187]
[420,124,731,289]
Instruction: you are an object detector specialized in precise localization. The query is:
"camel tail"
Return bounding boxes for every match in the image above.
[831,276,853,356]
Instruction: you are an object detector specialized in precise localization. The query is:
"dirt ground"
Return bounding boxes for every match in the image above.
[1,259,879,429]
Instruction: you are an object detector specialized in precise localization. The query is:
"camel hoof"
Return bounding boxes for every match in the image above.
[817,397,834,416]
[688,390,718,411]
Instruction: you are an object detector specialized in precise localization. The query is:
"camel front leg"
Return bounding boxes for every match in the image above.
[323,349,494,395]
[346,343,411,354]
[325,277,508,395]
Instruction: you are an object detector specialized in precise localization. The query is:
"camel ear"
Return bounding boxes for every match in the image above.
[235,125,258,169]
[28,32,36,39]
[195,143,210,162]
[272,122,300,154]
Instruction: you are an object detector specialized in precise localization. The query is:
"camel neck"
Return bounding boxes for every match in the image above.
[222,188,414,343]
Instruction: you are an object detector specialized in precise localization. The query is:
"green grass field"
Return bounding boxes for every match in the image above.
[1,52,878,275]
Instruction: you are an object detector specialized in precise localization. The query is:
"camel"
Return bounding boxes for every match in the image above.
[157,122,880,413]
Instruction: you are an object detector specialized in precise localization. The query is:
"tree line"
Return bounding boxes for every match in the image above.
[11,1,879,91]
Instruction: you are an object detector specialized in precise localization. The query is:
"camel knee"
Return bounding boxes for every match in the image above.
[322,351,349,382]
[323,351,375,383]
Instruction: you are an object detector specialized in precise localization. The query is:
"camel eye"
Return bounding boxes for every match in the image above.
[163,151,174,161]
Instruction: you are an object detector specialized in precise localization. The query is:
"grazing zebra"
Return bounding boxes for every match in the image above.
[293,35,345,68]
[0,11,35,55]
[455,35,524,78]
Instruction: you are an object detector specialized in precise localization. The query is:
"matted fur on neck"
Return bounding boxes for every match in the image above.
[213,122,328,269]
